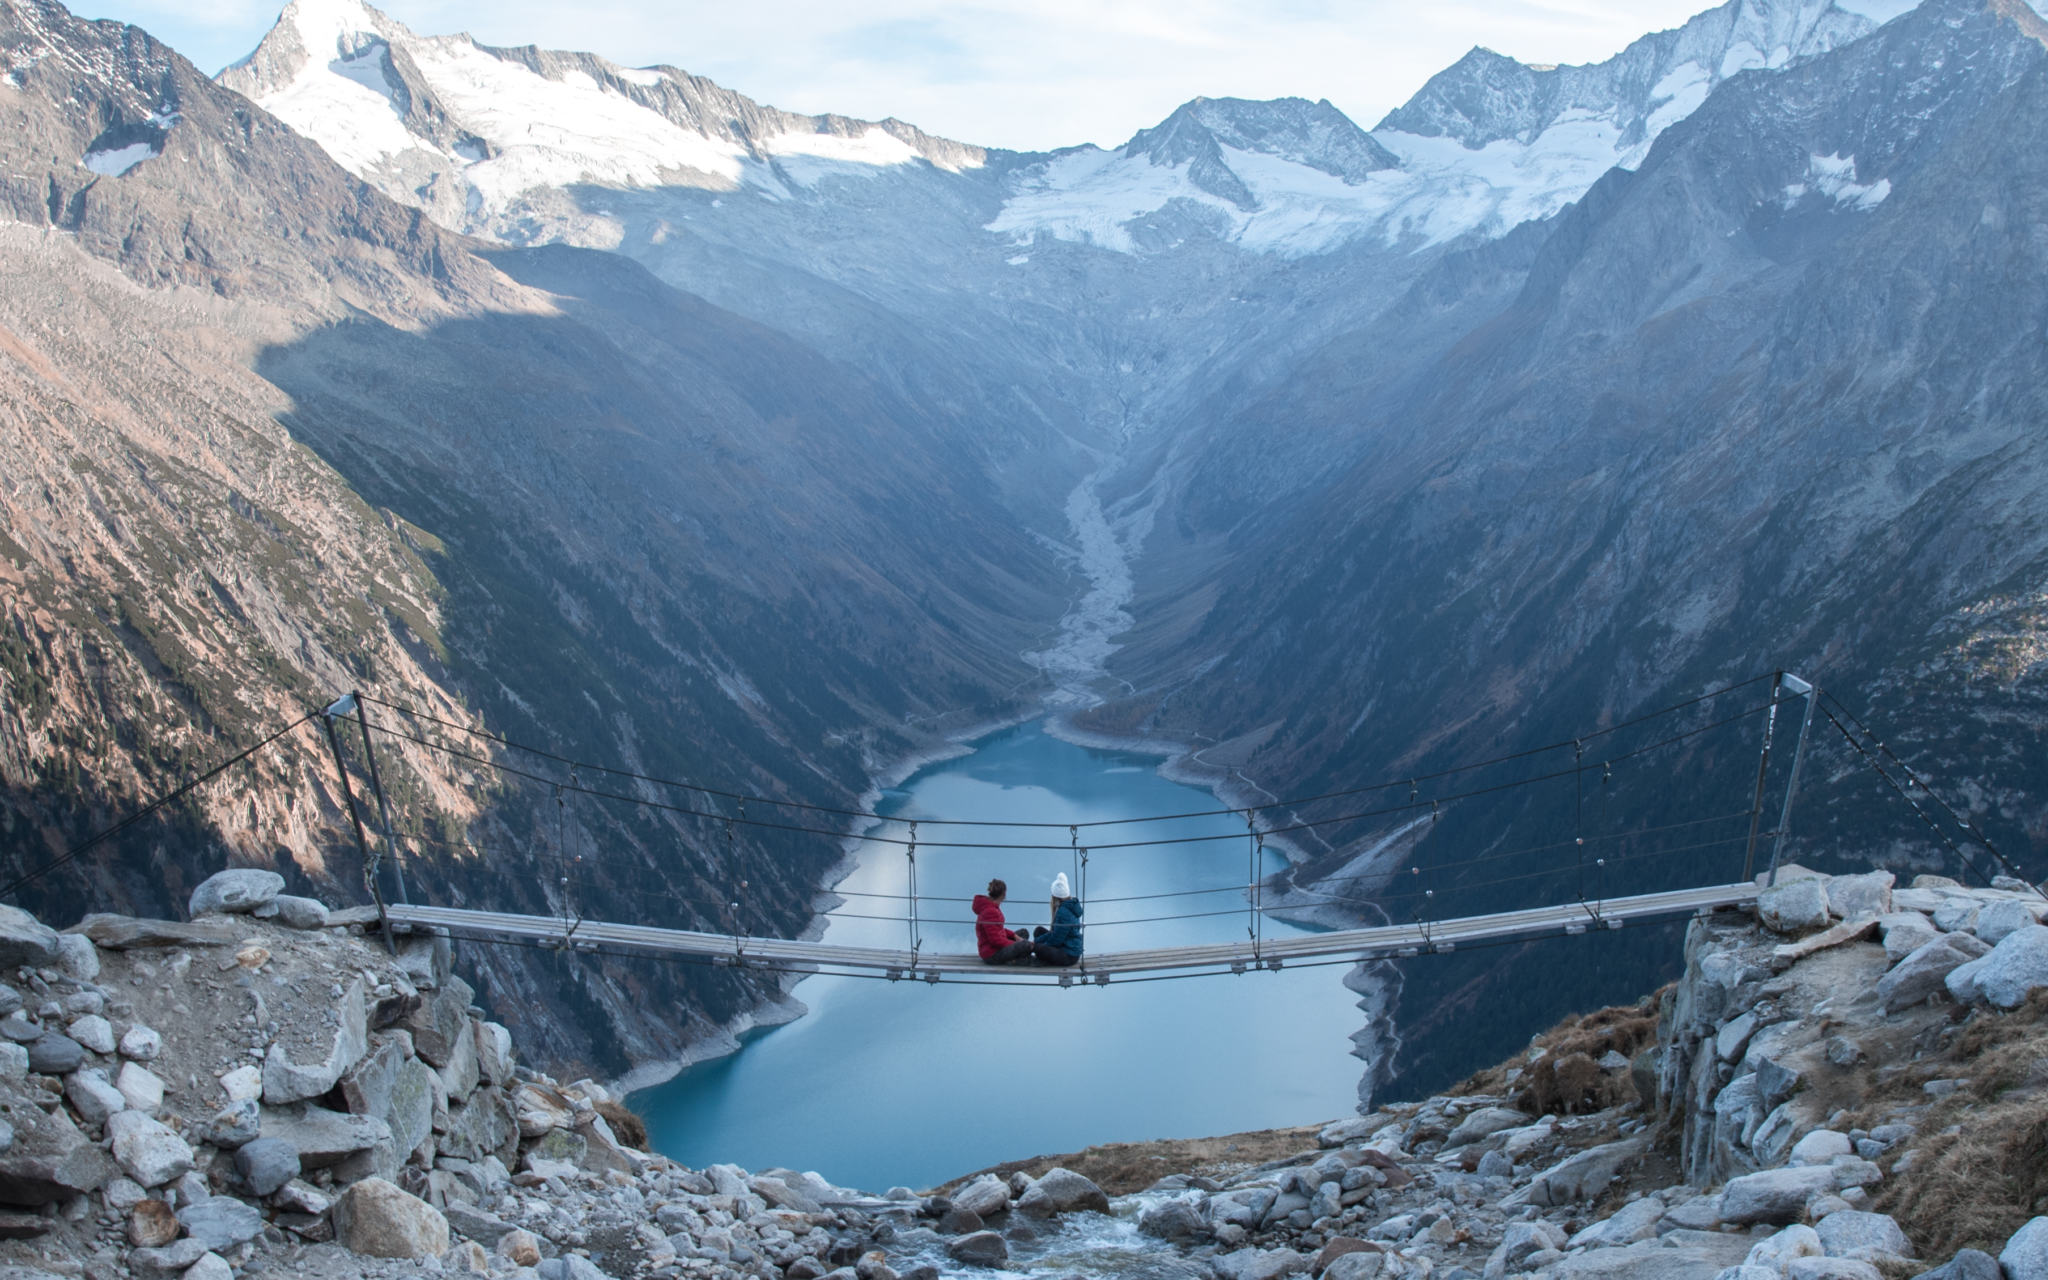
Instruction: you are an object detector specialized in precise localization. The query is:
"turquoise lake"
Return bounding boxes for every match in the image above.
[631,723,1365,1192]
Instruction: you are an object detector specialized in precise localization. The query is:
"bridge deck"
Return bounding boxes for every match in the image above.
[383,882,1758,983]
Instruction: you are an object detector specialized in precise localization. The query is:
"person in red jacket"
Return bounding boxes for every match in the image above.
[973,879,1034,965]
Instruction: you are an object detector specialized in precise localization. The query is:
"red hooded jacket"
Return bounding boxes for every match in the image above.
[972,894,1019,959]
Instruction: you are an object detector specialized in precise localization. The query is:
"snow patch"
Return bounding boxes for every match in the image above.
[260,41,419,171]
[1647,62,1711,135]
[1804,152,1891,210]
[82,142,158,176]
[613,66,665,87]
[759,128,923,187]
[1834,0,1923,21]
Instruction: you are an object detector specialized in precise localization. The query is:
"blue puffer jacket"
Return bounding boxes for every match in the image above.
[1043,896,1084,956]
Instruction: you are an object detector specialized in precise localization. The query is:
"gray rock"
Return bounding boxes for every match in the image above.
[105,1110,193,1188]
[0,1016,38,1046]
[946,1230,1007,1267]
[1492,1220,1569,1273]
[937,1205,984,1235]
[405,976,473,1067]
[1916,1248,2002,1280]
[1213,1247,1308,1280]
[1878,934,1990,1013]
[332,1176,450,1258]
[0,1094,114,1204]
[2002,1217,2048,1280]
[115,1063,162,1114]
[1827,872,1894,920]
[1445,1106,1529,1148]
[340,1038,434,1160]
[201,1098,260,1149]
[1208,1188,1278,1230]
[183,1254,233,1280]
[1712,1269,1781,1280]
[71,915,239,949]
[1719,1167,1837,1225]
[1569,1196,1668,1248]
[1976,927,2048,1009]
[65,1015,112,1055]
[1814,1209,1911,1259]
[187,869,285,917]
[1014,1167,1109,1216]
[257,1104,391,1167]
[395,931,453,991]
[1785,1260,1882,1280]
[63,1068,125,1127]
[177,1195,265,1249]
[263,977,368,1104]
[1311,1180,1342,1222]
[1549,1236,1751,1278]
[1759,878,1832,934]
[271,895,330,929]
[1947,956,1990,1005]
[1476,1149,1513,1178]
[50,934,98,983]
[951,1174,1010,1219]
[438,1015,481,1099]
[24,1035,81,1075]
[0,989,18,1018]
[128,1239,209,1278]
[1933,898,1983,934]
[0,909,59,971]
[1754,1053,1803,1110]
[1716,1012,1760,1063]
[117,1025,162,1061]
[438,1086,518,1165]
[1972,899,2041,945]
[1879,913,1940,964]
[1745,1224,1823,1272]
[443,1202,517,1247]
[1516,1137,1645,1206]
[0,1045,23,1082]
[1139,1196,1211,1241]
[234,1137,299,1196]
[475,1022,514,1087]
[537,1257,607,1280]
[1326,1255,1387,1280]
[1790,1130,1852,1166]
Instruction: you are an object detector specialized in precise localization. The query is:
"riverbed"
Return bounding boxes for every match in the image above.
[632,723,1364,1192]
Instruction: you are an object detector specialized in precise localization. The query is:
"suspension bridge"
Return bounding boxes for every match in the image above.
[7,670,2033,987]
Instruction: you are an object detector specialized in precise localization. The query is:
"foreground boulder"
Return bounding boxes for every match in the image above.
[187,869,286,917]
[1015,1167,1111,1216]
[331,1177,450,1258]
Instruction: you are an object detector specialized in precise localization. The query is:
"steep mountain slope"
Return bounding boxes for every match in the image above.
[0,0,1067,1076]
[1087,0,2048,1098]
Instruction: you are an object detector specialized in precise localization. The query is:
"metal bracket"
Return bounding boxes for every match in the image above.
[1058,973,1074,988]
[922,971,941,985]
[1093,972,1111,986]
[1230,959,1248,975]
[1263,958,1283,972]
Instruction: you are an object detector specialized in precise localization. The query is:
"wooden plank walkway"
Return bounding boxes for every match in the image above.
[383,881,1758,984]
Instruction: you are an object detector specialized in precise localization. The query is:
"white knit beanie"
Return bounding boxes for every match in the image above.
[1050,873,1071,899]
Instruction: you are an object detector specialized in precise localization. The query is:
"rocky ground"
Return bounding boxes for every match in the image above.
[2,865,2048,1280]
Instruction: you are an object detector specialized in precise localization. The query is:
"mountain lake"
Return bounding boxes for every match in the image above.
[632,722,1366,1192]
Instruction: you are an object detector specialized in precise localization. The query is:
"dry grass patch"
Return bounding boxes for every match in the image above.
[936,1124,1325,1196]
[597,1097,650,1151]
[1451,994,1663,1117]
[1878,991,2048,1258]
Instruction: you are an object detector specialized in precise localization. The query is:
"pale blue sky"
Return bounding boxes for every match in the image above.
[82,0,1914,152]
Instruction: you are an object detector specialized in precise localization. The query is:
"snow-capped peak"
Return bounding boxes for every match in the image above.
[218,0,985,244]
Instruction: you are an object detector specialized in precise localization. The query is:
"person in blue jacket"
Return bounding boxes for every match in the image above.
[1033,872,1083,967]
